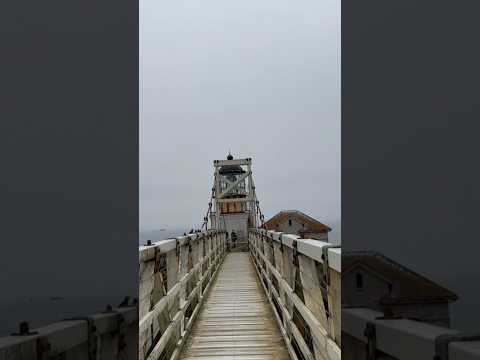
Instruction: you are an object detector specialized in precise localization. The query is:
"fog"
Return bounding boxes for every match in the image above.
[140,0,341,242]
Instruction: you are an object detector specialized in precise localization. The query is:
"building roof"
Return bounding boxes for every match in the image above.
[263,210,332,233]
[343,251,458,304]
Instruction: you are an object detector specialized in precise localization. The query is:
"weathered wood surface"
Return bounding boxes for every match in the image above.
[0,305,138,360]
[3,227,479,360]
[249,229,341,360]
[139,230,227,360]
[179,252,291,360]
[343,308,480,360]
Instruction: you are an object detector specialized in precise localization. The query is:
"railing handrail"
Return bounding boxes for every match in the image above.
[249,228,341,360]
[343,307,480,360]
[139,229,227,360]
[0,305,138,359]
[255,229,341,273]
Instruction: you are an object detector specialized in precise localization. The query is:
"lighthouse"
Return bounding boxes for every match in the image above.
[210,153,259,251]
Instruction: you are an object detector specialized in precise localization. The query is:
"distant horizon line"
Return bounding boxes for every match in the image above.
[139,227,198,233]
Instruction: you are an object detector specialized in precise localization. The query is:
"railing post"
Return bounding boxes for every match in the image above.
[298,253,329,332]
[248,229,341,360]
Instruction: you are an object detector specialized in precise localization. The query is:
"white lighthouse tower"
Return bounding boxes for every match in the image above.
[209,153,261,251]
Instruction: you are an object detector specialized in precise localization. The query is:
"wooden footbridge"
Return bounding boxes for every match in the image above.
[3,229,480,360]
[138,229,341,360]
[179,252,290,360]
[0,228,342,360]
[0,154,342,360]
[2,155,480,359]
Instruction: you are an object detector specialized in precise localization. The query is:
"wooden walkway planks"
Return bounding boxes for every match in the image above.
[179,252,291,360]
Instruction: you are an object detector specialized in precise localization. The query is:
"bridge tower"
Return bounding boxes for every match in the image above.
[209,153,260,250]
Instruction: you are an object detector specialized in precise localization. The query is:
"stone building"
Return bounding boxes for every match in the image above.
[342,251,458,327]
[263,210,331,241]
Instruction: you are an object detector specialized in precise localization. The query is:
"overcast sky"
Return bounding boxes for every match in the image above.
[140,0,340,242]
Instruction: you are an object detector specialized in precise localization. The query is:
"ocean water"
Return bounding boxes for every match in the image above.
[139,229,188,246]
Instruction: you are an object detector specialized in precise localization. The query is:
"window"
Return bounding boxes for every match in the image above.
[356,273,363,290]
[288,219,292,226]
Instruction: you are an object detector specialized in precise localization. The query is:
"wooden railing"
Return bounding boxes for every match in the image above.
[342,307,480,360]
[6,227,478,360]
[138,230,227,360]
[0,304,138,359]
[249,229,341,360]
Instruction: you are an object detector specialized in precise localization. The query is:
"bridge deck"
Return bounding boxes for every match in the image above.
[180,252,291,360]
